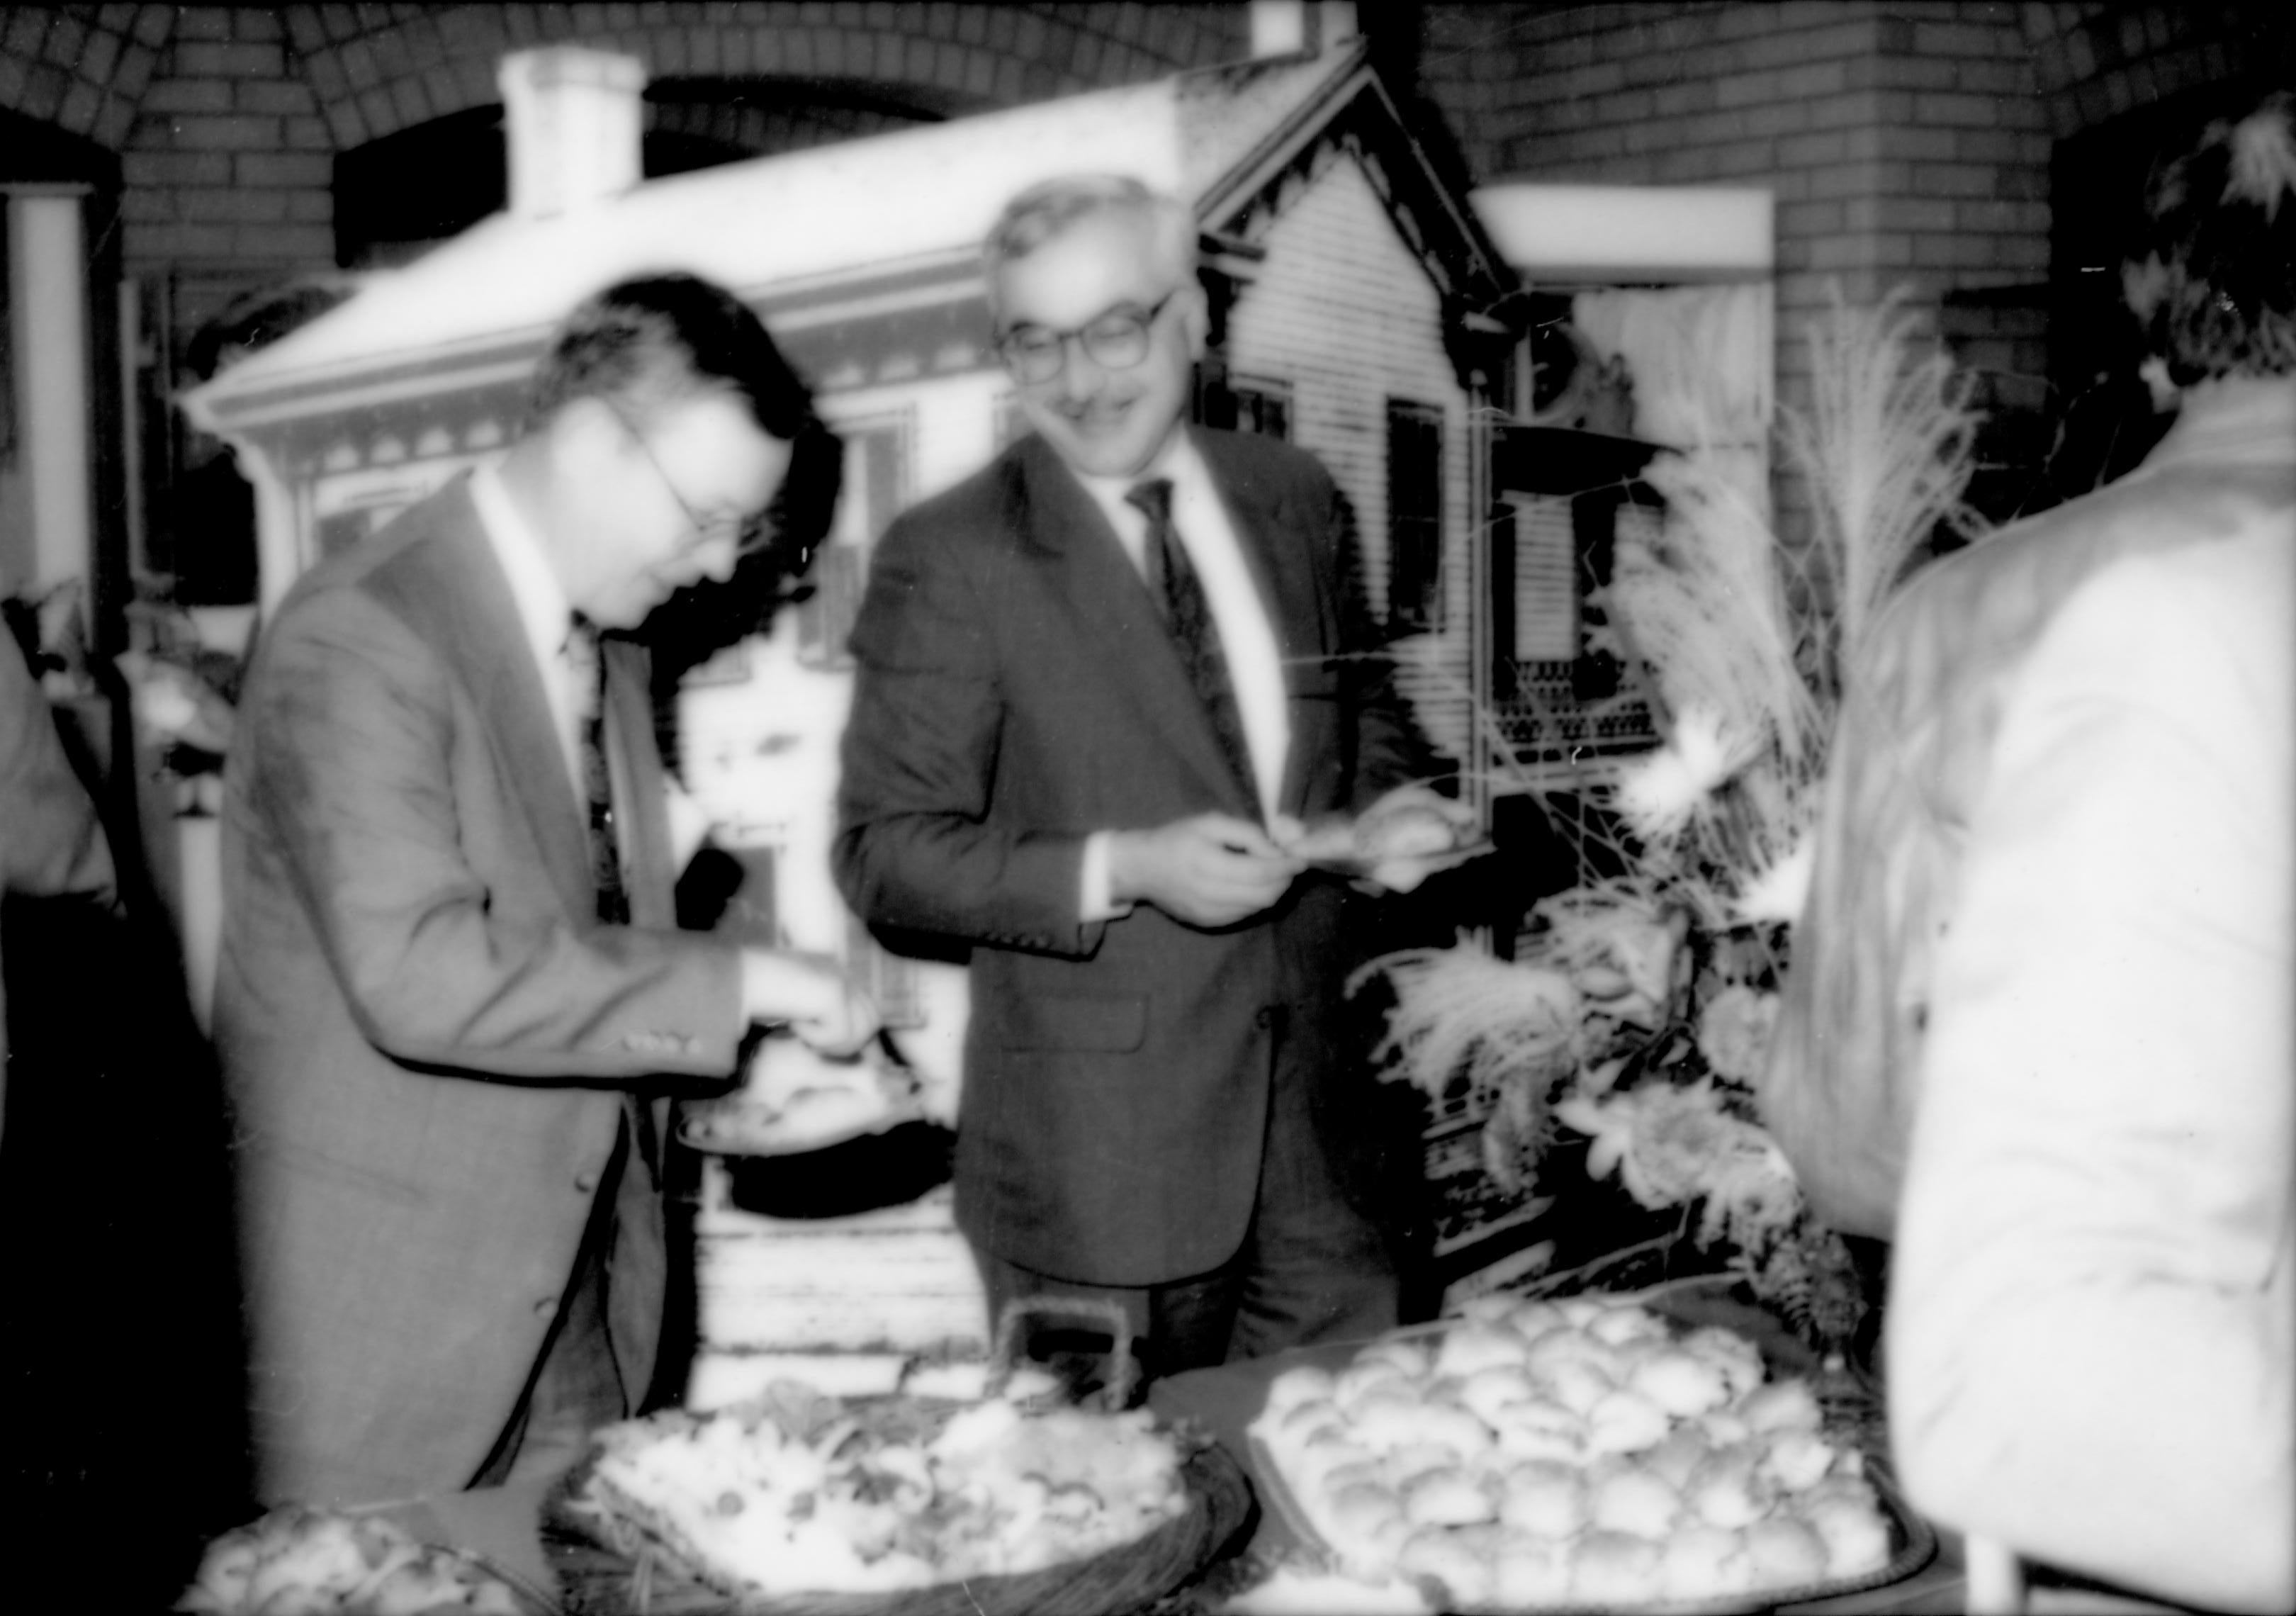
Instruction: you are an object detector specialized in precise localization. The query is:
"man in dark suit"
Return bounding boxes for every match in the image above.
[216,275,876,1506]
[835,175,1470,1390]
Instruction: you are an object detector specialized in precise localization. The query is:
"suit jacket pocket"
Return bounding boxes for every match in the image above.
[998,991,1149,1053]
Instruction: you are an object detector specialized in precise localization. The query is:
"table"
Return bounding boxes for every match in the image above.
[402,1392,1969,1615]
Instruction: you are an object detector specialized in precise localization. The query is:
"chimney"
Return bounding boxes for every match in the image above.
[1249,1,1358,57]
[499,45,646,220]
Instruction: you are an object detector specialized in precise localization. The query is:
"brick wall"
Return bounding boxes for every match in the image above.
[8,3,2278,391]
[1421,3,2050,542]
[2,3,1249,352]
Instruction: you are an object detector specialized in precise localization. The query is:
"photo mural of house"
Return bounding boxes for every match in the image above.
[183,36,1527,1391]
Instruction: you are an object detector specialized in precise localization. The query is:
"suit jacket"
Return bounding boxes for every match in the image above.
[1885,520,2293,1611]
[1759,376,2296,1238]
[1,629,116,1117]
[214,478,743,1506]
[833,429,1431,1286]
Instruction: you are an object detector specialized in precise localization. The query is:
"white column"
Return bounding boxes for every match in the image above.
[6,187,94,599]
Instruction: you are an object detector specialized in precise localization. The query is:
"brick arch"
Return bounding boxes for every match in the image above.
[281,3,1247,152]
[0,4,175,150]
[2020,0,2292,141]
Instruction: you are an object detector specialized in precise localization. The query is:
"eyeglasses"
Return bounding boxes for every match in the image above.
[994,292,1178,385]
[607,403,772,557]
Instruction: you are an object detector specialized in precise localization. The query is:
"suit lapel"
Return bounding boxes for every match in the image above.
[1013,437,1258,816]
[364,482,597,921]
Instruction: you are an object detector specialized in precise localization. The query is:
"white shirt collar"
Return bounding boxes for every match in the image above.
[1070,427,1208,561]
[468,461,575,671]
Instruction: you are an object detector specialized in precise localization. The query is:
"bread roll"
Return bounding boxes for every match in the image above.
[1641,1423,1713,1491]
[1264,1364,1338,1413]
[1738,1378,1823,1435]
[1354,1337,1434,1379]
[1456,1365,1537,1427]
[1397,1527,1493,1607]
[1585,1388,1672,1454]
[1660,1524,1755,1601]
[1296,1440,1379,1492]
[1571,1530,1664,1603]
[1435,1321,1531,1379]
[1687,1446,1777,1529]
[1801,1495,1893,1578]
[1277,1396,1347,1443]
[1414,1402,1498,1461]
[1492,1535,1574,1605]
[1743,1517,1830,1589]
[1349,1394,1431,1452]
[1385,1440,1465,1489]
[1590,1464,1683,1539]
[1587,1302,1669,1347]
[1327,1479,1404,1539]
[1682,1325,1767,1400]
[1333,1359,1414,1410]
[1498,1460,1588,1538]
[1760,1427,1838,1493]
[1630,1347,1731,1416]
[1537,1357,1616,1418]
[1492,1396,1585,1464]
[1556,1296,1609,1330]
[1502,1300,1572,1343]
[1404,1467,1496,1527]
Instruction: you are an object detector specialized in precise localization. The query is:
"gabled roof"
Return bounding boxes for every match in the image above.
[190,40,1509,435]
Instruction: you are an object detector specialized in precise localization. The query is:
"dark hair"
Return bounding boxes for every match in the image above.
[546,278,845,689]
[527,271,820,440]
[2122,91,2296,385]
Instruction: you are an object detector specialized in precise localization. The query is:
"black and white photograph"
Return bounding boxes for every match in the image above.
[1,3,2290,1611]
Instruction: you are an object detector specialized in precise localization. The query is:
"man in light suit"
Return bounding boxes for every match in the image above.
[1760,95,2293,1609]
[835,176,1470,1391]
[216,275,877,1506]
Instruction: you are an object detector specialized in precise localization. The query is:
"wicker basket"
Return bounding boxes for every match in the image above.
[541,1301,1251,1616]
[541,1432,1251,1616]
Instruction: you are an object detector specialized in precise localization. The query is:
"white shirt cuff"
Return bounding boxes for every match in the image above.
[1080,831,1131,922]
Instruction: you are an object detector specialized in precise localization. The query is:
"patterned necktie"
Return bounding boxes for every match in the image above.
[566,618,658,1177]
[1127,478,1254,798]
[566,617,631,926]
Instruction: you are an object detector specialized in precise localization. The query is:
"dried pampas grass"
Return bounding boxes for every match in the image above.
[1781,286,1983,691]
[1349,944,1580,1105]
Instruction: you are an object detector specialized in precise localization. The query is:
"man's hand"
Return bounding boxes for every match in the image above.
[1355,783,1483,894]
[1107,812,1305,928]
[738,949,882,1056]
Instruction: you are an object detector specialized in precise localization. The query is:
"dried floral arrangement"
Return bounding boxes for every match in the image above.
[1358,286,1984,1349]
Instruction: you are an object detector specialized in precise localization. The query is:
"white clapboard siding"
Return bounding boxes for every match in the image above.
[1226,152,1475,773]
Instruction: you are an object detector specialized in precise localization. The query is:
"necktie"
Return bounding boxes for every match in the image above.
[567,618,658,1177]
[1127,478,1254,798]
[566,618,630,926]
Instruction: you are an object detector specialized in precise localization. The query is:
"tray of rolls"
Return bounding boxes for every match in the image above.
[1242,1285,1933,1612]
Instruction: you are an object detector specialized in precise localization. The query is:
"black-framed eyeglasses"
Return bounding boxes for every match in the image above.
[605,403,773,557]
[994,291,1178,385]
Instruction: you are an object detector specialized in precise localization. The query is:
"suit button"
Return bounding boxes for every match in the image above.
[575,1169,598,1193]
[533,1295,557,1318]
